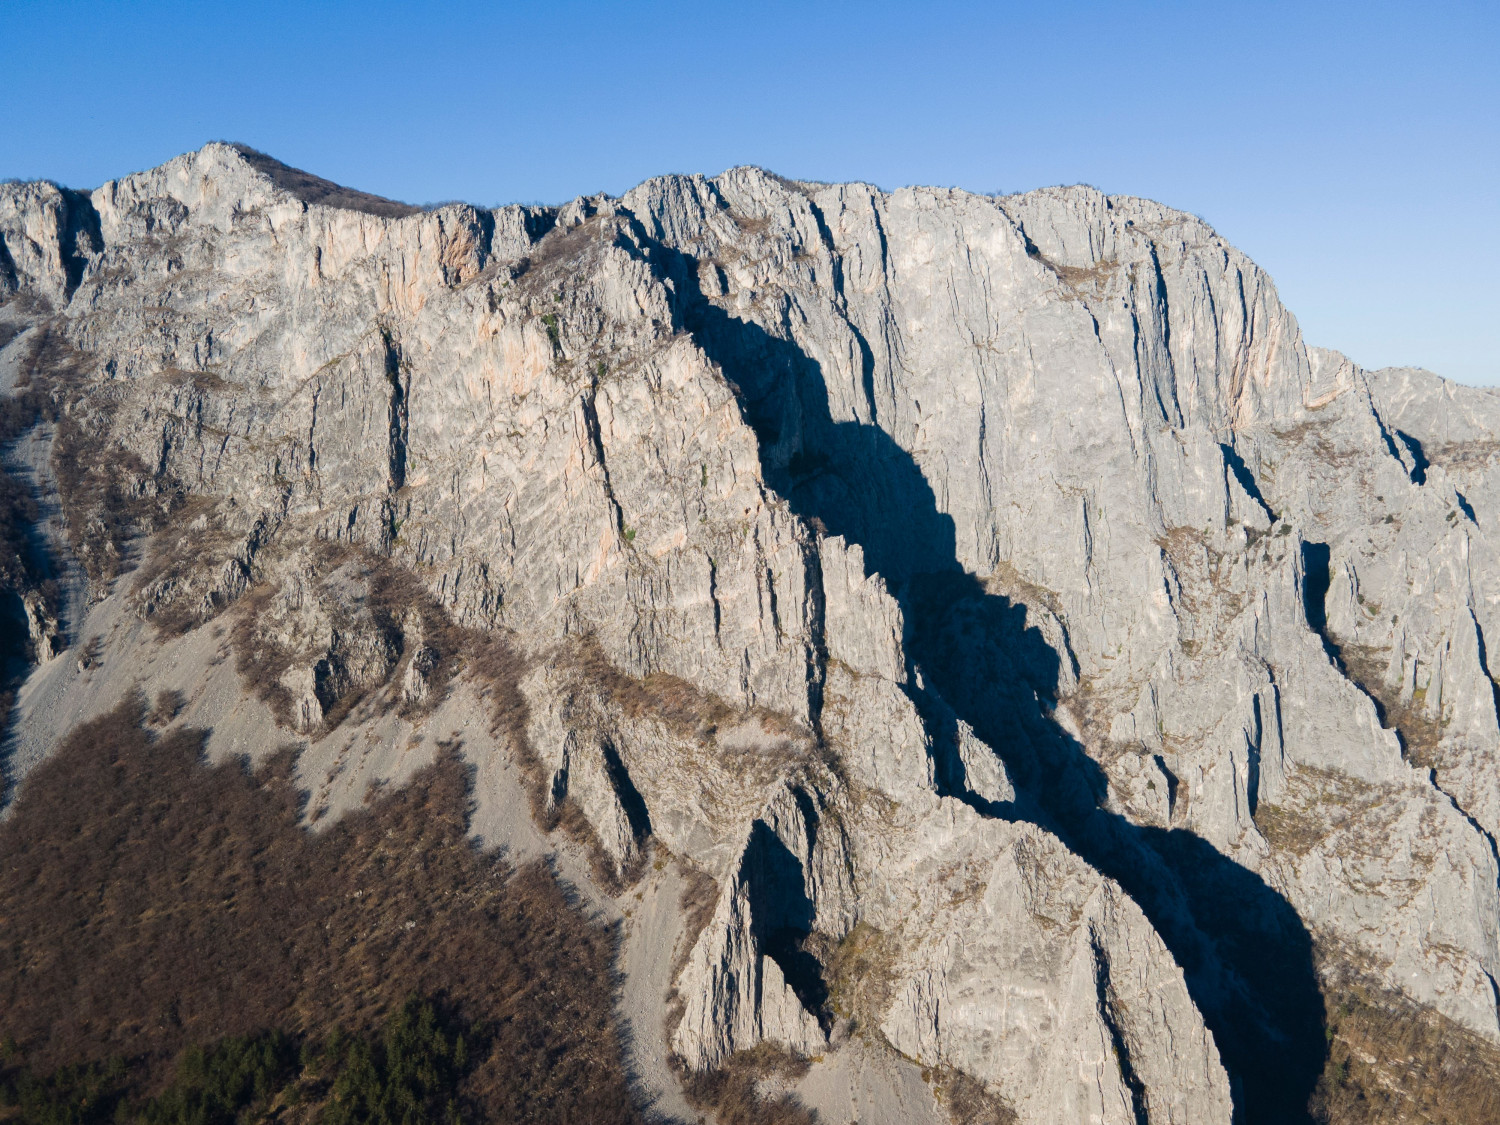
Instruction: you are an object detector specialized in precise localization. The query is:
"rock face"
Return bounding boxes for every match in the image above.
[3,143,1499,1123]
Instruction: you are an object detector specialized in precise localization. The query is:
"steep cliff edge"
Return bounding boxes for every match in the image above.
[3,144,1499,1124]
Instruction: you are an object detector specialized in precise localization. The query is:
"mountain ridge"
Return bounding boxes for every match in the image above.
[3,143,1500,1124]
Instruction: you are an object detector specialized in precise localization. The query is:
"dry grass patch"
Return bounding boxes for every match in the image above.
[1340,643,1447,771]
[567,634,811,769]
[570,633,740,740]
[1253,766,1400,859]
[928,1065,1018,1125]
[232,146,422,219]
[1154,526,1251,658]
[675,1043,816,1125]
[1421,439,1500,473]
[824,922,900,1037]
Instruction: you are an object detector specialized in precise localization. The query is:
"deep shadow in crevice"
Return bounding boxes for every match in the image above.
[59,190,101,300]
[1220,442,1277,523]
[1154,753,1181,817]
[741,820,828,1025]
[1394,430,1429,486]
[1300,540,1343,675]
[602,738,653,843]
[1457,490,1478,525]
[650,238,1325,1124]
[1093,933,1150,1125]
[1300,541,1331,636]
[1471,611,1500,733]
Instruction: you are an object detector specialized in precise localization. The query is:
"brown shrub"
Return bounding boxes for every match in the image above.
[130,497,251,637]
[228,579,299,726]
[1310,943,1500,1124]
[1340,643,1447,770]
[569,633,807,748]
[226,545,427,736]
[0,467,54,666]
[0,456,56,752]
[572,633,738,738]
[0,467,40,582]
[930,1065,1017,1125]
[146,687,184,725]
[52,413,180,591]
[676,1042,816,1125]
[0,328,72,443]
[13,325,187,594]
[227,542,517,733]
[231,146,422,219]
[0,696,644,1123]
[0,335,69,682]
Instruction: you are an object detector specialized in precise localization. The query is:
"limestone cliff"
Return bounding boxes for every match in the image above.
[3,144,1499,1124]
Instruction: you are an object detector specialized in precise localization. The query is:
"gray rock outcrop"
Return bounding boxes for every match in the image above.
[4,143,1499,1123]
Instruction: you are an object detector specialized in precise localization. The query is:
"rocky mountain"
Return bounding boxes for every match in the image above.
[3,143,1500,1124]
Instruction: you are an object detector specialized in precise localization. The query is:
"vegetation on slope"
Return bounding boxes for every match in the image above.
[0,696,642,1124]
[675,1043,817,1125]
[3,1000,475,1125]
[1310,943,1500,1125]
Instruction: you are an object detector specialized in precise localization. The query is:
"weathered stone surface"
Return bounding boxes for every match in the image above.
[5,143,1500,1123]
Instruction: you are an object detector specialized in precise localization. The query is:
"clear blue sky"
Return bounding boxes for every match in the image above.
[3,0,1496,383]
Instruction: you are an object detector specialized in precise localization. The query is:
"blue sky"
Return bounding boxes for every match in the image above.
[3,0,1496,383]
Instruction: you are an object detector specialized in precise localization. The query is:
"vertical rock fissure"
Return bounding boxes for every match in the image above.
[579,373,626,538]
[1299,541,1341,670]
[600,737,652,843]
[802,536,828,742]
[1469,606,1500,735]
[661,239,1325,1123]
[706,552,722,639]
[1246,694,1263,817]
[381,328,408,493]
[1220,442,1276,523]
[307,384,320,481]
[743,819,830,1028]
[1147,245,1184,430]
[1092,932,1150,1125]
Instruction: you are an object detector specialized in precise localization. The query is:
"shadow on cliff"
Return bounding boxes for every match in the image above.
[665,253,1326,1124]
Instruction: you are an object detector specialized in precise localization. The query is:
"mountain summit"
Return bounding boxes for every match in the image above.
[3,145,1499,1124]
